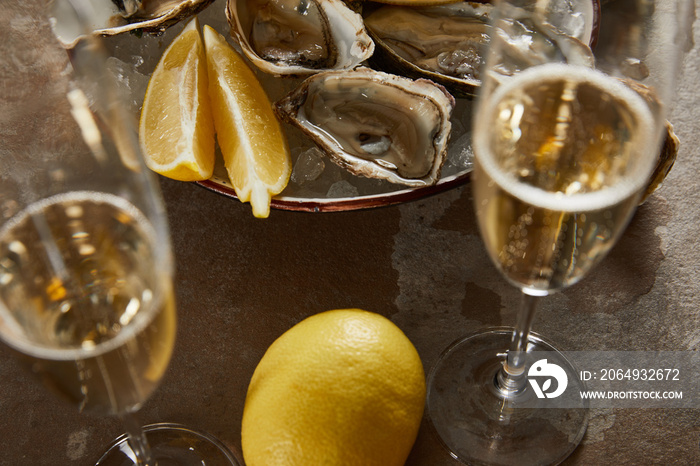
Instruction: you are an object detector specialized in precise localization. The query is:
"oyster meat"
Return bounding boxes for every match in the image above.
[275,67,454,187]
[51,0,214,47]
[226,0,374,75]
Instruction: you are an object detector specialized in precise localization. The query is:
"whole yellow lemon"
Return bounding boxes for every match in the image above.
[241,308,426,466]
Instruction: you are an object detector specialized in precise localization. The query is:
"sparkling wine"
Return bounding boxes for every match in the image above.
[473,64,656,292]
[0,192,175,415]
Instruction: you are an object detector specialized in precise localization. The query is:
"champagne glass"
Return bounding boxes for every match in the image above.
[427,0,688,464]
[0,0,238,464]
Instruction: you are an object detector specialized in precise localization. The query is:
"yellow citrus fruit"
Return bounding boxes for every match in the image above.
[203,25,291,218]
[139,17,215,181]
[241,308,426,466]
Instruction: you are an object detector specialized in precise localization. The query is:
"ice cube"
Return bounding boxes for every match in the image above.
[327,180,359,198]
[446,132,474,172]
[106,57,149,112]
[291,146,326,184]
[543,0,588,42]
[437,44,483,80]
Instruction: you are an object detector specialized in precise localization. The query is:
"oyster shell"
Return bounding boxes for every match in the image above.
[275,67,454,187]
[51,0,214,47]
[226,0,375,76]
[640,121,679,204]
[627,78,679,204]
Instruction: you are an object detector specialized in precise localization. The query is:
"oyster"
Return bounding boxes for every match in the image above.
[364,0,598,97]
[364,1,492,97]
[275,67,454,187]
[51,0,214,47]
[226,0,374,76]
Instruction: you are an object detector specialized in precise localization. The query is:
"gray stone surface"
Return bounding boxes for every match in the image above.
[1,0,699,465]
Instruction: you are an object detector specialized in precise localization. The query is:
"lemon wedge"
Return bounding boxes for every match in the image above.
[139,17,215,181]
[203,25,291,218]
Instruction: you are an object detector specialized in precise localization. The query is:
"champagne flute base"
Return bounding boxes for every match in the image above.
[95,423,240,466]
[427,328,588,466]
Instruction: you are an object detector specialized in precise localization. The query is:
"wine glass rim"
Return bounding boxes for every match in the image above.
[473,63,659,213]
[95,422,242,466]
[0,191,170,361]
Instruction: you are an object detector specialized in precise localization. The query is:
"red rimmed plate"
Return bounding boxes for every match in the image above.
[197,168,472,213]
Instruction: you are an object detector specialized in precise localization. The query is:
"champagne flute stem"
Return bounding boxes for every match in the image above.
[495,291,544,395]
[121,412,155,466]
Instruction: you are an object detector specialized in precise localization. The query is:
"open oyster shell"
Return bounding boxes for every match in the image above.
[51,0,214,48]
[275,67,455,187]
[226,0,375,76]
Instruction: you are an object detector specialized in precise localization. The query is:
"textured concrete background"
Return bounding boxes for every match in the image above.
[1,0,699,465]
